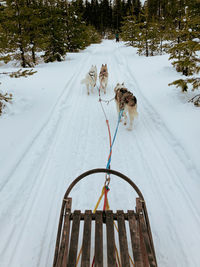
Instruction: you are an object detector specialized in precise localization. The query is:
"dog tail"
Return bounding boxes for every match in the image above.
[134,105,139,117]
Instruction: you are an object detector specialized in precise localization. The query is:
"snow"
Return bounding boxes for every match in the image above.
[140,0,146,5]
[0,40,200,267]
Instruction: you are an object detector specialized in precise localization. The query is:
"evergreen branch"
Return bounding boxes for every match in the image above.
[188,94,200,107]
[0,92,12,102]
[168,79,188,92]
[169,77,200,92]
[0,92,13,115]
[0,69,37,78]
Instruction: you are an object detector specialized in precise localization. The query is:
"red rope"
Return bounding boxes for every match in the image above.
[103,186,110,211]
[91,255,95,267]
[106,119,112,148]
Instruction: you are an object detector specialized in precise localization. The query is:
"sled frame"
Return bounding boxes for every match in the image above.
[53,168,157,267]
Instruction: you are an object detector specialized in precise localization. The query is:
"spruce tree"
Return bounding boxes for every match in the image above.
[168,2,200,93]
[121,15,140,47]
[113,0,123,30]
[1,0,33,67]
[42,0,66,63]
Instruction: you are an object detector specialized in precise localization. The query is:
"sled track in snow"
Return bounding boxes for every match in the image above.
[0,52,95,266]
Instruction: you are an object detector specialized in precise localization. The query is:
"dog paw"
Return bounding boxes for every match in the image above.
[127,127,132,131]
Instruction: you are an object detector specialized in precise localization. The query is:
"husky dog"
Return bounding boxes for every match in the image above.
[114,82,138,130]
[81,65,97,95]
[99,64,108,94]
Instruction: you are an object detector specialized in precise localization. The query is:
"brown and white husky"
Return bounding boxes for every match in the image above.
[99,64,108,94]
[81,65,97,95]
[114,82,138,130]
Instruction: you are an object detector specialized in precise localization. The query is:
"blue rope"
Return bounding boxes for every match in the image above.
[106,109,123,169]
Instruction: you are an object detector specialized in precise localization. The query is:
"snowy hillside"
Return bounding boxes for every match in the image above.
[0,40,200,267]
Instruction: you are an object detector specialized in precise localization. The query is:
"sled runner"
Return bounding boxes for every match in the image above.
[53,168,157,267]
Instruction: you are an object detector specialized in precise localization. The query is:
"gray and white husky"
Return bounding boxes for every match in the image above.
[81,65,97,95]
[114,82,138,130]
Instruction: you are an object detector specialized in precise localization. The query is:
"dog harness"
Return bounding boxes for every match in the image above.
[89,71,95,77]
[89,71,96,82]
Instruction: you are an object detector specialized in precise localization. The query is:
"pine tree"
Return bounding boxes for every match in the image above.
[64,2,88,52]
[113,0,123,30]
[25,0,46,64]
[121,15,140,47]
[169,41,200,76]
[0,0,47,66]
[169,2,200,74]
[136,18,161,57]
[1,0,33,67]
[42,0,66,63]
[99,0,112,34]
[168,40,200,92]
[168,2,200,93]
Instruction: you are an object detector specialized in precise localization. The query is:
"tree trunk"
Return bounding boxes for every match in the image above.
[146,40,148,57]
[19,44,26,68]
[31,42,36,64]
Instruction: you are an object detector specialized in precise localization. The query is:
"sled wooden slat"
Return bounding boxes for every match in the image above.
[128,210,144,267]
[136,198,156,267]
[81,210,92,267]
[67,210,81,267]
[117,210,130,267]
[95,211,103,267]
[58,198,72,267]
[106,210,116,267]
[53,168,157,267]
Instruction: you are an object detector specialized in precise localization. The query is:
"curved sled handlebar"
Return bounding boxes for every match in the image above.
[64,168,144,200]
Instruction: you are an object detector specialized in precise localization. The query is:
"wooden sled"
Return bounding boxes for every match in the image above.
[53,168,157,267]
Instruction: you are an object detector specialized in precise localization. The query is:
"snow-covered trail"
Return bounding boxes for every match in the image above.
[0,40,200,267]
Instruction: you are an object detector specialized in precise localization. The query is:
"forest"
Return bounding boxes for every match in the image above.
[0,0,199,108]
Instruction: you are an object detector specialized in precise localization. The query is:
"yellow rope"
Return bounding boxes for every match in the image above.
[115,244,122,267]
[113,220,135,266]
[76,247,82,267]
[129,255,135,266]
[93,186,105,213]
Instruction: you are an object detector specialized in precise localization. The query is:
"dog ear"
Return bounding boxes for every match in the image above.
[117,83,119,86]
[122,82,124,86]
[105,64,107,67]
